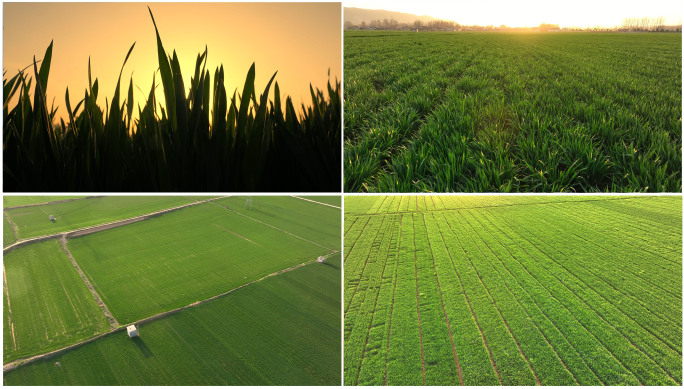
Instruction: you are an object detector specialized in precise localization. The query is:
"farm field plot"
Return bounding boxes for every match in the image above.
[4,240,109,363]
[3,196,85,208]
[4,215,15,247]
[4,196,210,243]
[3,253,341,385]
[344,195,682,385]
[299,195,342,207]
[344,32,681,192]
[67,198,340,323]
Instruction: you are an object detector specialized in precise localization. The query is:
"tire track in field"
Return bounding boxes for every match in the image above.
[3,250,337,373]
[58,236,119,330]
[383,214,402,386]
[290,196,341,209]
[478,214,652,385]
[355,215,398,385]
[434,219,503,385]
[412,217,426,386]
[3,264,17,350]
[4,211,18,242]
[456,212,586,385]
[485,212,681,383]
[214,225,261,246]
[421,214,464,385]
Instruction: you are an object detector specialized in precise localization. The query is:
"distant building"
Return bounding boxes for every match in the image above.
[317,256,326,263]
[127,325,138,338]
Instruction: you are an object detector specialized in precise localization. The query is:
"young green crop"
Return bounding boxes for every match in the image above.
[3,8,340,192]
[343,195,682,385]
[344,31,681,192]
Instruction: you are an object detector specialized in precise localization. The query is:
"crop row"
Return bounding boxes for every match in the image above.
[343,196,681,385]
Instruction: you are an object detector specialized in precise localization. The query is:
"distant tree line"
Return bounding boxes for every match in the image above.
[344,17,681,33]
[621,17,668,31]
[344,18,459,31]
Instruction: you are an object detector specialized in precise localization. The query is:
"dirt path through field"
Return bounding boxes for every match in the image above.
[3,264,17,350]
[4,211,19,242]
[290,196,341,209]
[3,196,99,211]
[214,224,262,246]
[58,236,119,329]
[2,249,339,373]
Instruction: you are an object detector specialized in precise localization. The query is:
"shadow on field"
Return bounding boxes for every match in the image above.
[132,337,153,358]
[321,261,340,270]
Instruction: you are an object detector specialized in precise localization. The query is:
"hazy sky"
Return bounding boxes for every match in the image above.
[344,0,682,27]
[3,2,341,122]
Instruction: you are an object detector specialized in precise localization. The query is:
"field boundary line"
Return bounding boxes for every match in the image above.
[422,214,464,385]
[487,211,681,383]
[290,196,341,209]
[412,216,426,386]
[58,236,119,329]
[3,264,17,350]
[436,217,503,385]
[383,214,402,386]
[479,212,647,385]
[4,211,18,242]
[210,202,335,252]
[2,197,226,252]
[3,196,101,211]
[2,250,338,373]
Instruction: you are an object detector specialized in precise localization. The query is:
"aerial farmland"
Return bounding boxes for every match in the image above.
[3,195,341,385]
[344,32,681,192]
[344,195,682,385]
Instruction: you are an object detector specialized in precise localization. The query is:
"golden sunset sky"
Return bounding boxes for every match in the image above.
[3,2,341,122]
[345,0,682,28]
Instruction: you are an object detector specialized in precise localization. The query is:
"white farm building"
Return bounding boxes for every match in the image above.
[317,256,326,263]
[127,325,138,338]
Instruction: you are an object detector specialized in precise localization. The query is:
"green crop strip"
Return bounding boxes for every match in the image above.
[4,8,340,192]
[343,195,682,385]
[344,32,681,192]
[3,240,110,363]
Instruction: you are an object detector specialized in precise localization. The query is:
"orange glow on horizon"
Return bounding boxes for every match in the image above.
[3,2,341,123]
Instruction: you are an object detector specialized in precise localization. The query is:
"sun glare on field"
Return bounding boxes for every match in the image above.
[3,2,341,122]
[345,0,681,28]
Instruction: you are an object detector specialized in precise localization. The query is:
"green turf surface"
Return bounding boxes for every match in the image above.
[4,196,210,243]
[3,240,109,363]
[3,253,341,385]
[344,32,681,192]
[68,199,339,323]
[3,214,16,247]
[3,196,85,208]
[344,195,681,385]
